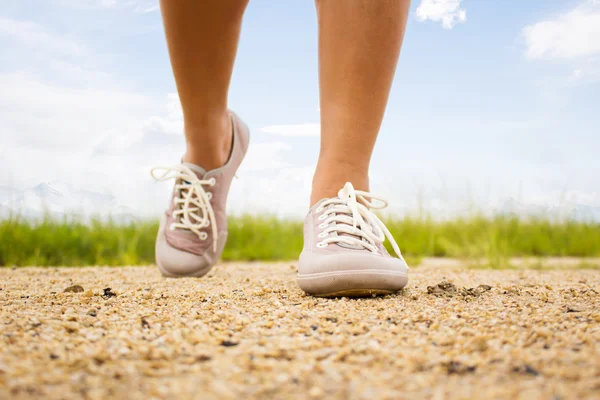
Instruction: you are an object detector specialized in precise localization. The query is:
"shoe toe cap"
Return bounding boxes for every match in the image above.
[156,236,214,278]
[155,218,221,277]
[298,249,409,275]
[297,249,409,296]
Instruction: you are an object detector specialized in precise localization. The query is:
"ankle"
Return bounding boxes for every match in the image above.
[310,159,369,206]
[183,111,232,171]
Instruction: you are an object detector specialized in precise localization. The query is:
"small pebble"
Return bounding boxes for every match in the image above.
[63,285,84,293]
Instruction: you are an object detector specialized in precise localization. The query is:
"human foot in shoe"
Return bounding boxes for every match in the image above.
[151,111,250,277]
[297,182,409,297]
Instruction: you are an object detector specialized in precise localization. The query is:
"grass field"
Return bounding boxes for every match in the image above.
[1,214,599,267]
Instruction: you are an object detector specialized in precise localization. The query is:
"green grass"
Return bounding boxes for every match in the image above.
[1,214,599,267]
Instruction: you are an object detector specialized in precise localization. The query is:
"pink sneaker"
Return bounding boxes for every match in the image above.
[151,111,249,277]
[297,182,409,297]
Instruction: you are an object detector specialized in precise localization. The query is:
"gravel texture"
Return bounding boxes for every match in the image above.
[1,263,599,399]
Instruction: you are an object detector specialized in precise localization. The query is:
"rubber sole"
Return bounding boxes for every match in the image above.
[297,269,408,298]
[314,289,396,298]
[156,261,213,278]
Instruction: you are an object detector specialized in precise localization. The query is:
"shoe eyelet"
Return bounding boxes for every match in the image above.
[200,232,208,240]
[206,192,212,200]
[317,232,327,238]
[208,178,217,186]
[316,242,328,248]
[316,206,324,213]
[318,214,326,221]
[169,223,176,231]
[318,222,327,229]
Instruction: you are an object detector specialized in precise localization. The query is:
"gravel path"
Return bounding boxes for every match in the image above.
[1,263,599,399]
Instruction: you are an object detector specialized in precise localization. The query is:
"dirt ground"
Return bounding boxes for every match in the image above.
[1,262,599,400]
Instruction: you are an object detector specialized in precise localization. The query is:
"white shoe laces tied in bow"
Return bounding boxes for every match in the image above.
[315,182,403,258]
[151,165,218,251]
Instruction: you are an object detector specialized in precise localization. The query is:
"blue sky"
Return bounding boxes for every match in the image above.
[0,0,599,217]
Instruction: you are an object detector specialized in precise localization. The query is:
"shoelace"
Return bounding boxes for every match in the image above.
[315,182,402,258]
[151,165,218,251]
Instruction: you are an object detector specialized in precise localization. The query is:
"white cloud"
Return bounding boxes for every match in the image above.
[0,70,172,214]
[242,142,292,171]
[260,123,320,137]
[523,1,600,60]
[165,93,183,121]
[0,72,157,150]
[0,17,112,89]
[415,0,466,29]
[54,0,159,13]
[0,16,163,154]
[0,15,165,214]
[229,166,315,217]
[0,17,87,56]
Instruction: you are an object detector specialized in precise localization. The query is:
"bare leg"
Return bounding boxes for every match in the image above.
[160,0,248,170]
[311,0,411,205]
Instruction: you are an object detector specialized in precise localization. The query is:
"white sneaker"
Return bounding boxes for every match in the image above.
[297,182,409,297]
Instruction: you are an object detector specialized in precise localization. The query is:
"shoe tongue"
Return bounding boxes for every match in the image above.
[327,204,370,251]
[174,163,207,227]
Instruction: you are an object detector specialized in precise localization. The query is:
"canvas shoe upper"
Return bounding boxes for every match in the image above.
[151,111,249,277]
